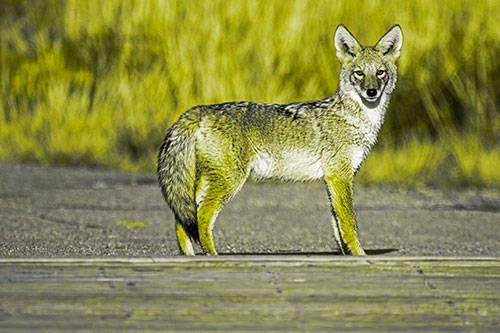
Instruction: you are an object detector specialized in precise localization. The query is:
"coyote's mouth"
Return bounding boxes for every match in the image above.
[352,86,384,108]
[360,94,381,108]
[363,96,379,103]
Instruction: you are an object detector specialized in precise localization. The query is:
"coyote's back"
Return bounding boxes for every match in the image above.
[157,24,403,256]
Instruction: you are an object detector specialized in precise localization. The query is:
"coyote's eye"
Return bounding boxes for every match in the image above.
[353,70,364,79]
[376,69,386,79]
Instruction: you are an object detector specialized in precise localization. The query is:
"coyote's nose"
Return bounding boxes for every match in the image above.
[367,89,377,97]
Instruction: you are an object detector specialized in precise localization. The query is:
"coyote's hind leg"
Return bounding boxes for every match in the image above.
[196,173,247,255]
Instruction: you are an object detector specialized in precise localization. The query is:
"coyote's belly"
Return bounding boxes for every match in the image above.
[249,149,324,181]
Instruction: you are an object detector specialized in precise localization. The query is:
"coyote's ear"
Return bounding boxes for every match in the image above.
[375,24,403,61]
[334,25,362,63]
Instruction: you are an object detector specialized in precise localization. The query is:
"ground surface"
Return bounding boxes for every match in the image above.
[1,257,499,332]
[0,163,499,257]
[1,163,500,331]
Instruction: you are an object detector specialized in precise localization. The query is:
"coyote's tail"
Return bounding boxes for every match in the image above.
[157,111,200,242]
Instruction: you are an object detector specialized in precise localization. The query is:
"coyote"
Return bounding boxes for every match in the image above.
[158,24,403,255]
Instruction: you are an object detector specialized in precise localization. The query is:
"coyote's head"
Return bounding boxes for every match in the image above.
[334,24,403,108]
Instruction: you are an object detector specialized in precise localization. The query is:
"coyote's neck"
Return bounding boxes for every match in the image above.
[333,88,390,147]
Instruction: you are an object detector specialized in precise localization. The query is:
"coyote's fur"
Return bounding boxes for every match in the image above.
[158,24,403,255]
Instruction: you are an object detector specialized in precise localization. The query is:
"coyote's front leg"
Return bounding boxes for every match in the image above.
[324,173,366,255]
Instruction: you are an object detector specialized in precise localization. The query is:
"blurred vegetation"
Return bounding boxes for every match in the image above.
[0,0,499,187]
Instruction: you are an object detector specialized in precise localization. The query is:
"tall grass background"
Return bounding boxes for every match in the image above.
[1,0,499,187]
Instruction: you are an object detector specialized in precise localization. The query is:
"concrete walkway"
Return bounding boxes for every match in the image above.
[1,163,499,257]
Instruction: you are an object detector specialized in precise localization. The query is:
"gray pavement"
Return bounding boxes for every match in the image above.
[1,163,499,257]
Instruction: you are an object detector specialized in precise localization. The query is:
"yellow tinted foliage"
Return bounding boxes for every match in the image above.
[1,0,499,187]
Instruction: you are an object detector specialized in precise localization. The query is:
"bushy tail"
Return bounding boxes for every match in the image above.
[157,111,200,242]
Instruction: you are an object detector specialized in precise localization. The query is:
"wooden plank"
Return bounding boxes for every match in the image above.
[0,257,499,331]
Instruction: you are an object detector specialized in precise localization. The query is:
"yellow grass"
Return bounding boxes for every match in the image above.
[1,0,499,187]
